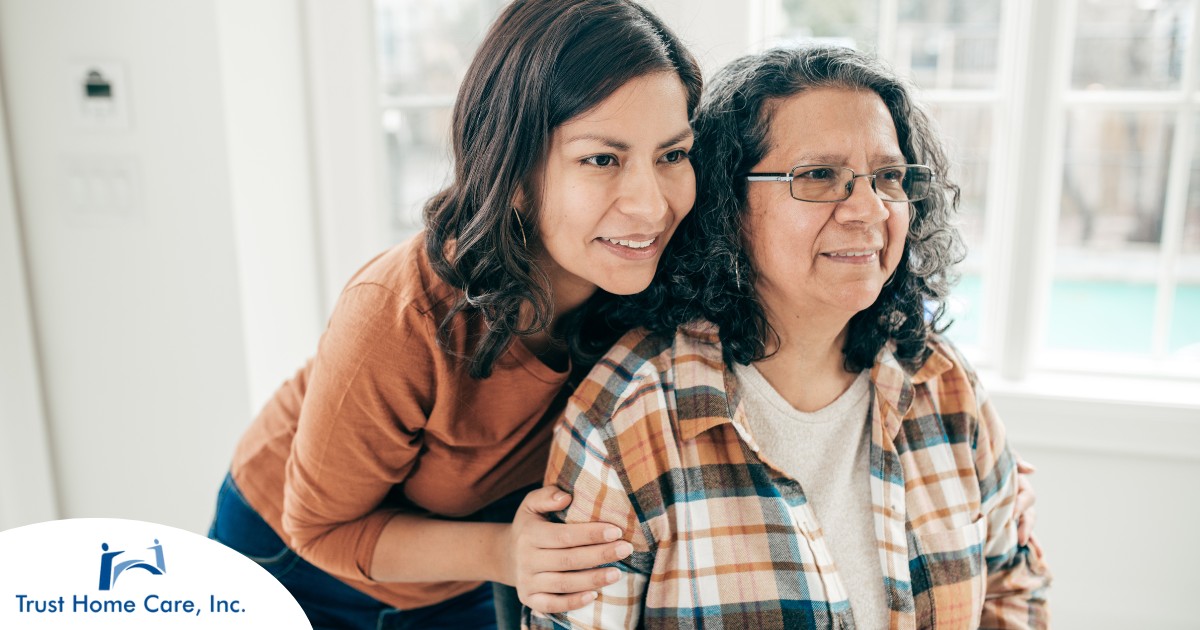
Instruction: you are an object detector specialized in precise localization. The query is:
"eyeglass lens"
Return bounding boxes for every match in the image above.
[791,165,932,202]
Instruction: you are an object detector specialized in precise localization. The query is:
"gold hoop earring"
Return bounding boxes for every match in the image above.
[512,208,528,248]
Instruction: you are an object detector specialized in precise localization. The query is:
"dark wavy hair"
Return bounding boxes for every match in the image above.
[423,0,702,378]
[621,45,965,372]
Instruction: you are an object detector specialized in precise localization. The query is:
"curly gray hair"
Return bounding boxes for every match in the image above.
[622,45,966,371]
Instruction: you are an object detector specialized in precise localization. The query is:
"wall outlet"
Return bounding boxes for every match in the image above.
[69,61,131,130]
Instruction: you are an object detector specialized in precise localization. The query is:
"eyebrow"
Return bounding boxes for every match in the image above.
[796,153,909,166]
[564,128,694,152]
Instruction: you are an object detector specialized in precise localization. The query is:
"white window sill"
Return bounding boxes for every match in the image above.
[978,368,1200,461]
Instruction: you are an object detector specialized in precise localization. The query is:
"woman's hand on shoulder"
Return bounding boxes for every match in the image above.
[1015,458,1038,547]
[503,486,634,614]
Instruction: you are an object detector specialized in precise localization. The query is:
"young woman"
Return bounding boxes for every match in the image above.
[208,1,701,628]
[531,46,1049,630]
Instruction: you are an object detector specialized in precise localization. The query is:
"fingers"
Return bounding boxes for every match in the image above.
[512,487,635,615]
[533,566,622,598]
[525,518,626,549]
[1014,472,1037,545]
[519,486,573,517]
[1027,534,1045,560]
[1017,512,1036,546]
[1016,458,1037,475]
[522,567,629,614]
[1015,471,1036,509]
[516,488,626,548]
[528,539,634,573]
[523,588,600,615]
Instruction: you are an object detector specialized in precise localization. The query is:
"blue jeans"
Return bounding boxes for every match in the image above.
[208,473,497,630]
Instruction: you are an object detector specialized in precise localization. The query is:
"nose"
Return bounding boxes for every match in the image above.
[834,174,891,225]
[617,161,670,223]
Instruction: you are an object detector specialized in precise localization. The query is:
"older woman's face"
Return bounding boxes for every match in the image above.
[745,87,909,325]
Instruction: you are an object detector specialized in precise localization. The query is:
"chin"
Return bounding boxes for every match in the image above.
[596,273,655,297]
[830,285,886,314]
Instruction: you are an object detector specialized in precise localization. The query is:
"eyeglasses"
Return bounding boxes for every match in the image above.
[745,164,934,203]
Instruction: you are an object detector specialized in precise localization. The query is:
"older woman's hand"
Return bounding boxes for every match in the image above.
[1015,458,1038,546]
[503,486,634,614]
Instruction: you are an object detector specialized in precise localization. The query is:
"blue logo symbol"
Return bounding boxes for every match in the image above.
[98,539,166,590]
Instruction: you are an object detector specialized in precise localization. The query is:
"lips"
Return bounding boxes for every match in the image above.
[820,247,881,263]
[602,236,654,249]
[823,249,879,257]
[596,233,663,260]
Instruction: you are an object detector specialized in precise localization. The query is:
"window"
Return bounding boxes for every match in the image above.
[375,0,508,241]
[1052,0,1200,364]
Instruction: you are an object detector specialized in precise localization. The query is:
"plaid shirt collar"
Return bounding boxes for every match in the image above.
[673,320,955,443]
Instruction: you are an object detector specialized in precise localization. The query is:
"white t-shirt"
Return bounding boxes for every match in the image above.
[732,364,887,630]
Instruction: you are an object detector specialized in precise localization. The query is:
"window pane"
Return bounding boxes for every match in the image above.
[1170,283,1200,356]
[931,104,992,251]
[383,107,453,239]
[894,0,1002,89]
[948,273,983,346]
[773,0,1003,90]
[1048,110,1175,354]
[1047,279,1157,353]
[773,0,880,51]
[931,104,993,348]
[1071,0,1193,91]
[1172,127,1200,356]
[376,0,509,97]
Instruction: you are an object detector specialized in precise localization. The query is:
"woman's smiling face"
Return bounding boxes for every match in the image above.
[533,71,696,305]
[744,87,911,324]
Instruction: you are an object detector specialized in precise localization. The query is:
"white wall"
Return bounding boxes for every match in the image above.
[215,0,323,408]
[642,0,758,75]
[0,0,320,533]
[0,70,59,531]
[302,0,388,314]
[992,388,1199,629]
[1005,441,1196,629]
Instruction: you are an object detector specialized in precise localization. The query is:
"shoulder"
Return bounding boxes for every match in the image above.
[319,235,458,364]
[903,334,991,433]
[909,334,980,391]
[340,232,458,314]
[331,232,474,342]
[568,322,727,435]
[570,328,677,424]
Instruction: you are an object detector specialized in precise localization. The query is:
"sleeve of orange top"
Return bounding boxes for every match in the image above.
[280,281,437,584]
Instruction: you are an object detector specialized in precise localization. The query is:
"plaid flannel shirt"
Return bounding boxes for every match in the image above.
[526,323,1050,630]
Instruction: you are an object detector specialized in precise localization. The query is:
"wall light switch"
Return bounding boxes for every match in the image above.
[63,155,142,224]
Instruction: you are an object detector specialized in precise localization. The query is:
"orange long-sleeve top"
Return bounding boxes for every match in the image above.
[230,234,571,609]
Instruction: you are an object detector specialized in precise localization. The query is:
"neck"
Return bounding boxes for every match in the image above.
[752,303,858,412]
[516,255,597,370]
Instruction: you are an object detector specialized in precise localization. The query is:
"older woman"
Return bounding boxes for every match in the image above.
[526,46,1050,630]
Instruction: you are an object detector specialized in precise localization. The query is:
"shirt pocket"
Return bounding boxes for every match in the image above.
[913,516,987,630]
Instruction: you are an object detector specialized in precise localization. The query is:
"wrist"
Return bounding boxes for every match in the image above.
[482,522,515,585]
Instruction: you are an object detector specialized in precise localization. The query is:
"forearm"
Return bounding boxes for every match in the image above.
[368,512,510,584]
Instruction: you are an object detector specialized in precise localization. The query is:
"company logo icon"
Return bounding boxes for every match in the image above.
[98,539,166,590]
